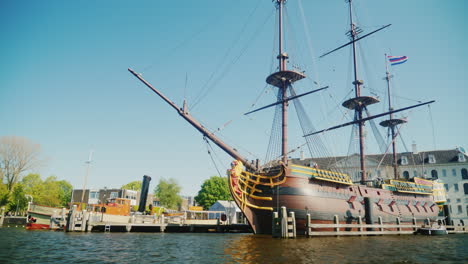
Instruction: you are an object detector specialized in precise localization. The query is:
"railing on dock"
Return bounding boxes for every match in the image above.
[446,224,467,234]
[306,215,418,237]
[272,207,468,238]
[305,214,467,237]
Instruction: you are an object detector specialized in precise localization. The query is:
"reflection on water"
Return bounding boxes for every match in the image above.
[0,227,466,263]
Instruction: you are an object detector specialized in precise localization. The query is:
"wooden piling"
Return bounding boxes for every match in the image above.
[306,213,311,237]
[281,206,287,238]
[396,217,401,232]
[333,215,339,233]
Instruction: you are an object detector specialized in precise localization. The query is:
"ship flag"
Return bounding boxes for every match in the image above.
[388,55,408,66]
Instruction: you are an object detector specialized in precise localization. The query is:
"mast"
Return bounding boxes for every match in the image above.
[380,54,407,179]
[347,0,370,184]
[264,0,305,166]
[307,1,434,184]
[278,0,288,166]
[80,150,93,205]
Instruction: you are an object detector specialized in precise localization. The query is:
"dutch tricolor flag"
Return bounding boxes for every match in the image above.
[388,55,408,66]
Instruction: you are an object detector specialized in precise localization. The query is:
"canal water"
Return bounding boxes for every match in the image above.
[0,227,466,263]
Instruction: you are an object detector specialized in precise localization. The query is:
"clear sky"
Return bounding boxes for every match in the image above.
[1,0,467,196]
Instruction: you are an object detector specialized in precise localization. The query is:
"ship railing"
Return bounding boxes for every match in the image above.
[229,164,286,211]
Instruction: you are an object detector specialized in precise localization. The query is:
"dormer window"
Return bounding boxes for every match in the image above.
[458,153,466,162]
[401,156,408,165]
[428,154,436,164]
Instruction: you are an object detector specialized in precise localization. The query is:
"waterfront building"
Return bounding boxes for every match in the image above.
[71,188,153,209]
[291,147,468,225]
[209,200,245,224]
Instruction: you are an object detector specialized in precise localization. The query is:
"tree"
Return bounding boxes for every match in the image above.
[121,180,142,191]
[195,176,231,210]
[56,180,73,207]
[8,183,28,214]
[154,178,182,210]
[0,183,9,207]
[21,173,72,207]
[0,136,42,191]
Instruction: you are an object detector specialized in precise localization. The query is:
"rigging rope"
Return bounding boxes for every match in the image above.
[190,4,273,110]
[428,104,437,150]
[204,136,224,177]
[364,108,387,154]
[264,89,283,166]
[141,7,232,74]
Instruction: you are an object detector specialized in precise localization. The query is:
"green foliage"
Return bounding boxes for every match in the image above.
[0,183,9,207]
[7,184,28,213]
[21,173,72,207]
[121,180,142,191]
[56,180,73,206]
[154,178,182,210]
[195,176,231,210]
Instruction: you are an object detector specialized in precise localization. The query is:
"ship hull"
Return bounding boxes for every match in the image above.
[230,169,439,235]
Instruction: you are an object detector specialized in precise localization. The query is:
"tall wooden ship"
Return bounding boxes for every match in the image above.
[129,0,446,234]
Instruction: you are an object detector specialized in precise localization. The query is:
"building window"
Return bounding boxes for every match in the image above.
[458,153,466,162]
[110,192,119,199]
[89,191,98,199]
[447,199,451,203]
[466,206,468,217]
[462,168,468,180]
[457,205,462,214]
[456,198,461,203]
[452,169,457,176]
[413,171,417,177]
[442,169,447,177]
[401,156,408,165]
[444,184,449,191]
[454,184,459,192]
[403,171,410,180]
[428,154,436,164]
[464,183,468,195]
[431,170,438,179]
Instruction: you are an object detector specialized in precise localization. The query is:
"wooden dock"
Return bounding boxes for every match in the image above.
[272,206,468,238]
[64,205,252,233]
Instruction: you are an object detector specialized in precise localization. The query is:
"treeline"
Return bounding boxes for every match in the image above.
[0,136,74,214]
[0,174,72,214]
[123,176,231,211]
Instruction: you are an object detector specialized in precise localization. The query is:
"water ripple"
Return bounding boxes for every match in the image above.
[0,228,466,263]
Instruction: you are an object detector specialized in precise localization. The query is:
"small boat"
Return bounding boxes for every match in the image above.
[26,204,67,230]
[417,223,448,235]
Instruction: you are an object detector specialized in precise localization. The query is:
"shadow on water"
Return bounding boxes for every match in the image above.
[0,227,467,264]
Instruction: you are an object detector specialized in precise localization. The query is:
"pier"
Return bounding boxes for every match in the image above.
[64,205,251,233]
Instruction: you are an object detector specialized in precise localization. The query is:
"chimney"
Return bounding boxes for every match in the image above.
[412,142,418,155]
[138,175,152,213]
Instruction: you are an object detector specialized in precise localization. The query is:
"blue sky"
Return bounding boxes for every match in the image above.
[1,0,467,196]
